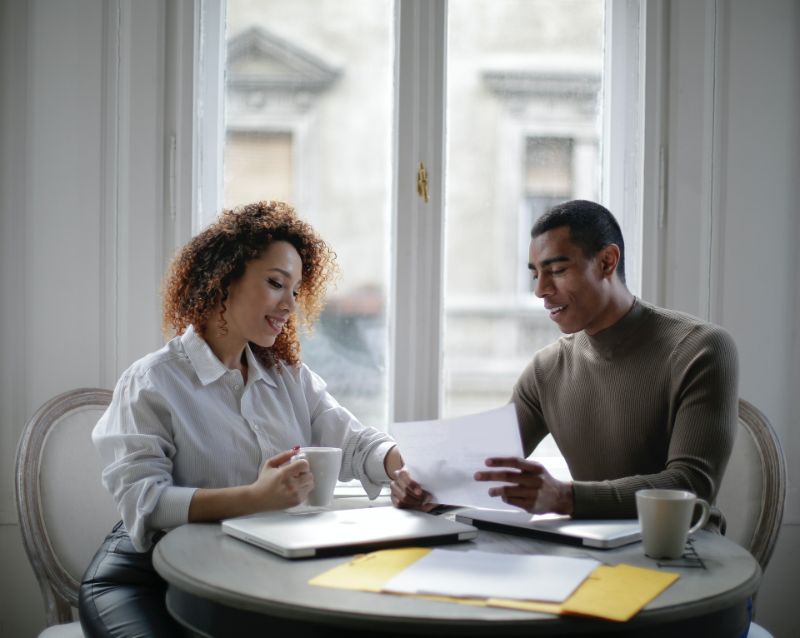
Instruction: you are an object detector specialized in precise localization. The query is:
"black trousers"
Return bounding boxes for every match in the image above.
[78,521,191,638]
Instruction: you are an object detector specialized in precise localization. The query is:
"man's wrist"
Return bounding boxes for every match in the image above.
[560,481,575,516]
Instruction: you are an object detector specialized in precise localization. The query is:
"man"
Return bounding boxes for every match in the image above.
[392,200,738,523]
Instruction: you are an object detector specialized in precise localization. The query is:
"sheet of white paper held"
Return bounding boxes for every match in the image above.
[382,548,600,602]
[388,403,524,511]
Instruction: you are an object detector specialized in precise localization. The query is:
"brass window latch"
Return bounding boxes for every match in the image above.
[417,161,429,203]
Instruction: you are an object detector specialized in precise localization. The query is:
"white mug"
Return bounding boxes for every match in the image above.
[635,489,711,559]
[296,447,343,508]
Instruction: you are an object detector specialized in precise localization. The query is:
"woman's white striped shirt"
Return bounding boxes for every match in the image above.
[93,325,395,551]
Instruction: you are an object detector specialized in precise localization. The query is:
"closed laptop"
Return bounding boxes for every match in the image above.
[222,506,478,559]
[455,508,640,549]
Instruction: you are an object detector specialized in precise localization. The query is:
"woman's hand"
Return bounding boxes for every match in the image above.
[390,467,437,511]
[188,448,313,522]
[384,446,435,511]
[474,457,574,515]
[250,449,314,510]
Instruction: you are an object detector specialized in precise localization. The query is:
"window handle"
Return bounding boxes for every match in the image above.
[416,161,430,203]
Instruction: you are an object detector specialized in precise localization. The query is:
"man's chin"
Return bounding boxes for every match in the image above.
[554,320,581,335]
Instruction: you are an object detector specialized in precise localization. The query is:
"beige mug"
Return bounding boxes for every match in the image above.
[635,489,711,559]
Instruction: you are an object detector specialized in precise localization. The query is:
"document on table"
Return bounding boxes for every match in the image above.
[389,403,523,510]
[382,549,600,603]
[310,548,680,621]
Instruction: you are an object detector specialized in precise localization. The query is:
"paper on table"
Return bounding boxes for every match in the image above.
[382,549,600,603]
[389,403,523,510]
[308,548,490,607]
[309,549,679,622]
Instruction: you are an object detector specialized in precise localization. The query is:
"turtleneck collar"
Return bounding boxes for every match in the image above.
[583,297,648,359]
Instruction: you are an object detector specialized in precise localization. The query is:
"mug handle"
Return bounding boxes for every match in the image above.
[687,498,711,535]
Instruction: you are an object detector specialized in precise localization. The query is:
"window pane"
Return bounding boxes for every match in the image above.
[225,131,294,205]
[224,0,393,426]
[443,0,604,468]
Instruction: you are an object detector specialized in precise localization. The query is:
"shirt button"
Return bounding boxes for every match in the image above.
[234,384,241,390]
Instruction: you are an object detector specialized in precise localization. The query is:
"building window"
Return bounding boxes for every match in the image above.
[225,131,294,205]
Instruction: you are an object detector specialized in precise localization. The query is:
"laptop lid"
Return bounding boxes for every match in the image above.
[454,509,641,549]
[222,507,478,559]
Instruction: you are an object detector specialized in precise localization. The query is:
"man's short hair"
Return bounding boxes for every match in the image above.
[531,200,626,283]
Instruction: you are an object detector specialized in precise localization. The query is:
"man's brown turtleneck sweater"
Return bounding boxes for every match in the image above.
[512,298,739,520]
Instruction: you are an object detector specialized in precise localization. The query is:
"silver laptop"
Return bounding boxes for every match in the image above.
[222,507,478,559]
[455,508,640,549]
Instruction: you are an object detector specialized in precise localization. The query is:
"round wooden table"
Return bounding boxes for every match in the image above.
[153,510,759,637]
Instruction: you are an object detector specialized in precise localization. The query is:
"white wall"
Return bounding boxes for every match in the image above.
[655,1,800,636]
[0,0,169,636]
[0,0,797,636]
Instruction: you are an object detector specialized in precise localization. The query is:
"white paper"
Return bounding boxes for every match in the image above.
[389,403,524,511]
[383,549,600,602]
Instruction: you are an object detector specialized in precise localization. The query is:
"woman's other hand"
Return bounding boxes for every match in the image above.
[390,467,436,511]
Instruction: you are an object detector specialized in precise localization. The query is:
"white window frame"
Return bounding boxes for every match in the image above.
[391,0,447,422]
[602,0,645,298]
[175,0,653,423]
[167,0,225,240]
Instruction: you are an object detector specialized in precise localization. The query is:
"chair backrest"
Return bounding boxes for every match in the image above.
[715,399,787,573]
[15,388,118,626]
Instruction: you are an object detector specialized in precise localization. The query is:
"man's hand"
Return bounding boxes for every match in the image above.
[474,457,574,515]
[390,467,437,511]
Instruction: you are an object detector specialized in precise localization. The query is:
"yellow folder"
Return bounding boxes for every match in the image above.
[489,563,679,621]
[308,547,430,593]
[309,548,679,622]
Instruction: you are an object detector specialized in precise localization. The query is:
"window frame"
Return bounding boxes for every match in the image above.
[177,0,653,423]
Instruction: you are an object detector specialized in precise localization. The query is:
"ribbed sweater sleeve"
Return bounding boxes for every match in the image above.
[512,300,739,520]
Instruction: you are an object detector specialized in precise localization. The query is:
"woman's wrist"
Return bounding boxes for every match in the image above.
[383,445,404,479]
[241,482,261,512]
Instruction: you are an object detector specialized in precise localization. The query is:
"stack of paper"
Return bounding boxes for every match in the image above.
[388,404,524,511]
[382,549,598,602]
[309,547,679,622]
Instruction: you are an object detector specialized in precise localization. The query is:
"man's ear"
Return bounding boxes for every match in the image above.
[597,244,621,279]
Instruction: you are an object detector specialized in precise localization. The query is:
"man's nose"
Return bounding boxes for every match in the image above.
[533,276,551,299]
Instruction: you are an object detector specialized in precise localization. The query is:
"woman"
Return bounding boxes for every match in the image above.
[79,201,407,637]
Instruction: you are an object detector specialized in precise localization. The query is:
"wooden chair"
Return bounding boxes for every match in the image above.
[717,399,787,572]
[715,398,787,637]
[15,388,117,637]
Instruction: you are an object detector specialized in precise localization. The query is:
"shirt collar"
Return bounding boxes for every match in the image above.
[243,342,276,388]
[584,297,648,359]
[180,325,277,388]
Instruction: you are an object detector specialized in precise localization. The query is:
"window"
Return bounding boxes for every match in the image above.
[222,0,394,425]
[192,1,642,466]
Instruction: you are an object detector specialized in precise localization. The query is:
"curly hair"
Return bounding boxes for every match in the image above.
[162,200,337,368]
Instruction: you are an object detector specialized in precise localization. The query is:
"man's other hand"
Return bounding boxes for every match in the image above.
[475,457,574,515]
